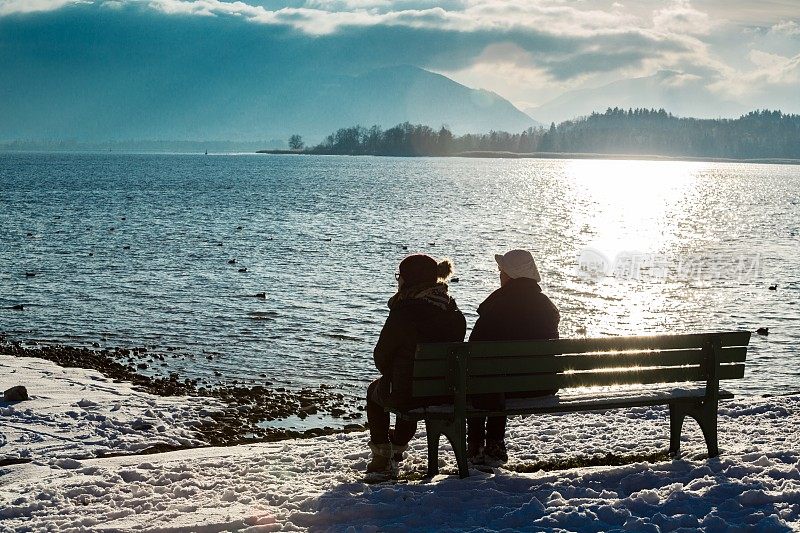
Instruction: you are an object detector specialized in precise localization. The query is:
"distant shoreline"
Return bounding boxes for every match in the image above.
[255,149,800,166]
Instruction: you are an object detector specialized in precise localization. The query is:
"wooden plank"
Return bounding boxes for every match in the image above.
[412,346,747,378]
[392,389,737,420]
[411,378,450,397]
[415,331,751,360]
[464,364,745,395]
[464,347,747,376]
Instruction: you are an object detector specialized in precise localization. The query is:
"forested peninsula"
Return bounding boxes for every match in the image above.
[286,109,800,161]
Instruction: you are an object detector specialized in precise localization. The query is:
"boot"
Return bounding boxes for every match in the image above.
[484,439,508,466]
[366,441,395,476]
[387,429,408,463]
[468,439,485,465]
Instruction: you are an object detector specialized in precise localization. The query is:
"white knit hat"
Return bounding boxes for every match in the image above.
[495,249,541,281]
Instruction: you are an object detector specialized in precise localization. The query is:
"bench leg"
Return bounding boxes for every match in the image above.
[669,400,719,458]
[668,403,686,457]
[690,399,719,458]
[424,418,470,479]
[425,419,442,477]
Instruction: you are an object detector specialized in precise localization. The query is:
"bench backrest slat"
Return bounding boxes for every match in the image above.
[415,331,750,360]
[410,331,750,399]
[412,346,747,378]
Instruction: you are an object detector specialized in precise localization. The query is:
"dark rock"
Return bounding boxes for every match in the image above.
[756,327,769,336]
[131,419,153,431]
[299,404,318,415]
[4,386,28,401]
[137,363,148,369]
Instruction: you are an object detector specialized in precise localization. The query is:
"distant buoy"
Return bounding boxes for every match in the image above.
[756,327,769,336]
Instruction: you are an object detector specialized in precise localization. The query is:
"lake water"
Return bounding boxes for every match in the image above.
[1,153,798,402]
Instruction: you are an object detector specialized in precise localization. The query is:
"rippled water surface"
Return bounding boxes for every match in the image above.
[1,153,798,399]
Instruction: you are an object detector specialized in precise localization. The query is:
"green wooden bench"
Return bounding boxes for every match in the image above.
[389,331,751,478]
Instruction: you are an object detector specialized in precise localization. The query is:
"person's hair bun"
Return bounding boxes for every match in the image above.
[437,259,453,281]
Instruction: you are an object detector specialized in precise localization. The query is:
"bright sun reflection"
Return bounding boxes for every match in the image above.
[561,159,710,338]
[566,159,705,258]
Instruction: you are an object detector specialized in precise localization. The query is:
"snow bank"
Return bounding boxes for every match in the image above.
[0,355,222,463]
[2,355,799,531]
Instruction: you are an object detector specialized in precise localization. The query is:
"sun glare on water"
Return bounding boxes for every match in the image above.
[565,159,706,259]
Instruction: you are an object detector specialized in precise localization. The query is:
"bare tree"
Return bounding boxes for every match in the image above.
[288,134,304,151]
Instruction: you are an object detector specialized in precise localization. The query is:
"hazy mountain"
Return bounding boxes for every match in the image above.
[0,62,536,143]
[528,70,749,124]
[300,66,540,137]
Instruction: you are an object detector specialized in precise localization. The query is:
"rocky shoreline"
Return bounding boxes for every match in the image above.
[0,334,366,448]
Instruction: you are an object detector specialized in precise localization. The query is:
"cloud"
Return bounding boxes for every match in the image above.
[1,0,797,118]
[652,0,713,35]
[770,19,800,36]
[0,0,89,16]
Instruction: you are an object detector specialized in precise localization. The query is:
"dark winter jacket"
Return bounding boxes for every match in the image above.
[470,277,559,343]
[373,282,466,407]
[470,277,560,399]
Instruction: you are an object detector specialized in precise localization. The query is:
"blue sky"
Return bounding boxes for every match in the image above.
[1,0,798,136]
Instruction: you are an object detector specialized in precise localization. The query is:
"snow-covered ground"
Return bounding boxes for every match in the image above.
[0,355,223,463]
[2,355,800,532]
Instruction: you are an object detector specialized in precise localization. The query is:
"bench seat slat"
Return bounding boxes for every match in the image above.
[415,331,751,360]
[412,347,747,378]
[395,387,735,420]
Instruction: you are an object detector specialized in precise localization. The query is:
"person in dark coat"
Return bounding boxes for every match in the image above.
[468,249,560,465]
[366,254,467,475]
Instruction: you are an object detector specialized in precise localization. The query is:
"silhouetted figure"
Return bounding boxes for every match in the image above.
[467,249,560,466]
[365,254,466,477]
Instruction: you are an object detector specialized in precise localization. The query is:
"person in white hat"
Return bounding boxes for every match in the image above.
[467,249,560,466]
